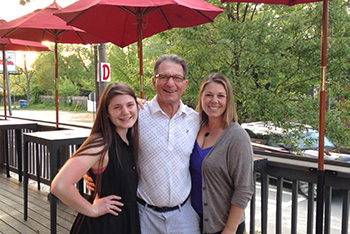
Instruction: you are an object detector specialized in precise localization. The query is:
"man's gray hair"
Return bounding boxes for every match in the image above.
[153,54,188,78]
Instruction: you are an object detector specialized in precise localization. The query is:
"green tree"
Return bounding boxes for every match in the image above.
[59,44,96,95]
[31,49,55,95]
[56,78,80,98]
[107,37,168,100]
[24,0,350,146]
[156,0,350,146]
[31,44,96,96]
[10,70,27,98]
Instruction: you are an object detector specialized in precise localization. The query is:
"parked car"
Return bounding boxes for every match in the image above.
[242,121,350,163]
[242,121,350,196]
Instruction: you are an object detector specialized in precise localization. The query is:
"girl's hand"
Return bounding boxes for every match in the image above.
[91,193,124,217]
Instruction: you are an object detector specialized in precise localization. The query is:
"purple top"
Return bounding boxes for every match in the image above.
[190,140,213,214]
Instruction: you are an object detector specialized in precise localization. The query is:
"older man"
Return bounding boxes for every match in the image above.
[136,54,200,234]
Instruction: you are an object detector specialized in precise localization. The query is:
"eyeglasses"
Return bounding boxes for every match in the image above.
[155,74,185,83]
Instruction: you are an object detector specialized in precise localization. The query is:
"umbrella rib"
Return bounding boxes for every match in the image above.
[73,31,86,44]
[66,9,90,25]
[1,28,18,38]
[157,8,171,28]
[119,6,136,16]
[193,9,215,23]
[25,45,32,51]
[57,30,69,38]
[143,7,159,15]
[41,31,47,42]
[43,28,54,36]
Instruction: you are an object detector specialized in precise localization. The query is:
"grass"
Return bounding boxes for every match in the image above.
[13,101,88,112]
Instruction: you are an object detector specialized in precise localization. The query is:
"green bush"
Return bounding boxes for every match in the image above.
[29,85,42,105]
[23,100,87,112]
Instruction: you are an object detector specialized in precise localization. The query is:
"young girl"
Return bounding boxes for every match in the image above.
[51,82,140,234]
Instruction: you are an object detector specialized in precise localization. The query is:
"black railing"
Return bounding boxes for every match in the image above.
[0,119,349,234]
[252,149,350,234]
[0,117,89,186]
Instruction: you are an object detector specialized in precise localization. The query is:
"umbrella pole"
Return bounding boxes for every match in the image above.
[55,41,59,129]
[137,11,144,99]
[2,45,7,120]
[316,0,328,233]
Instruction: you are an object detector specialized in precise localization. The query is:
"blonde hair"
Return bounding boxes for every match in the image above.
[198,73,238,129]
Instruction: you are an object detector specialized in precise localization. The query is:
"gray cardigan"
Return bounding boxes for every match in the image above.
[201,122,254,233]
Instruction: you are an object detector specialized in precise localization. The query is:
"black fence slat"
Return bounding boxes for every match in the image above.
[250,172,257,234]
[261,173,269,234]
[291,180,298,234]
[307,182,315,234]
[341,190,349,234]
[324,186,332,234]
[276,177,283,234]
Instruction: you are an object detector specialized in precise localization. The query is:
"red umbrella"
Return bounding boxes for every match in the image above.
[54,0,223,98]
[0,2,108,128]
[1,21,51,120]
[222,0,328,232]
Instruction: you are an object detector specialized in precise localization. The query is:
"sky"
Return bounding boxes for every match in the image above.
[0,0,78,21]
[0,0,79,67]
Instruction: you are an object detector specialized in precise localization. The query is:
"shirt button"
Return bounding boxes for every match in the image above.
[204,203,208,206]
[133,166,136,170]
[204,218,209,222]
[203,187,206,190]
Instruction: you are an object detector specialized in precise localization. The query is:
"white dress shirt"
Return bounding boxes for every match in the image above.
[138,96,200,207]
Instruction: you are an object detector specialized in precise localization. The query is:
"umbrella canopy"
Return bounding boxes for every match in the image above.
[0,2,107,44]
[0,2,108,128]
[0,20,51,120]
[54,0,224,98]
[0,38,52,52]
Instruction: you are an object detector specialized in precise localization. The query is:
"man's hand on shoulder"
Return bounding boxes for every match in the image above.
[137,98,146,110]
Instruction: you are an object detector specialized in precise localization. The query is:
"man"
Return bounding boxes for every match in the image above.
[137,54,200,233]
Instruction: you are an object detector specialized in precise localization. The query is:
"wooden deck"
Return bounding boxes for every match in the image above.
[0,172,77,234]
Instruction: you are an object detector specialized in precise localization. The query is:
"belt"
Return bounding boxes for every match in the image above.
[137,196,189,212]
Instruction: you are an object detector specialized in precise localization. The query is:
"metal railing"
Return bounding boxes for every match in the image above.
[0,117,89,186]
[252,149,350,234]
[1,119,349,234]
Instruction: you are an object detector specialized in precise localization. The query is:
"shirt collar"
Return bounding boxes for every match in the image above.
[149,95,187,117]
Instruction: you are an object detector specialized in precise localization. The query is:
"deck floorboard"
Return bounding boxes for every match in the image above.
[0,173,77,234]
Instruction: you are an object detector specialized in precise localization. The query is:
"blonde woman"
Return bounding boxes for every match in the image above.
[190,73,254,234]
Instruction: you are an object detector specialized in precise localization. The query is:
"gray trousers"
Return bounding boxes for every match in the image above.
[138,199,200,234]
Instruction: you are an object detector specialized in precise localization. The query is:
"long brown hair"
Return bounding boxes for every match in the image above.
[198,73,238,129]
[71,82,139,197]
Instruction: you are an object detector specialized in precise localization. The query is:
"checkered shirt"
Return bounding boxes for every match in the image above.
[137,96,200,207]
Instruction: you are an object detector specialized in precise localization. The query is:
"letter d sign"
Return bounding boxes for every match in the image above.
[101,63,111,82]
